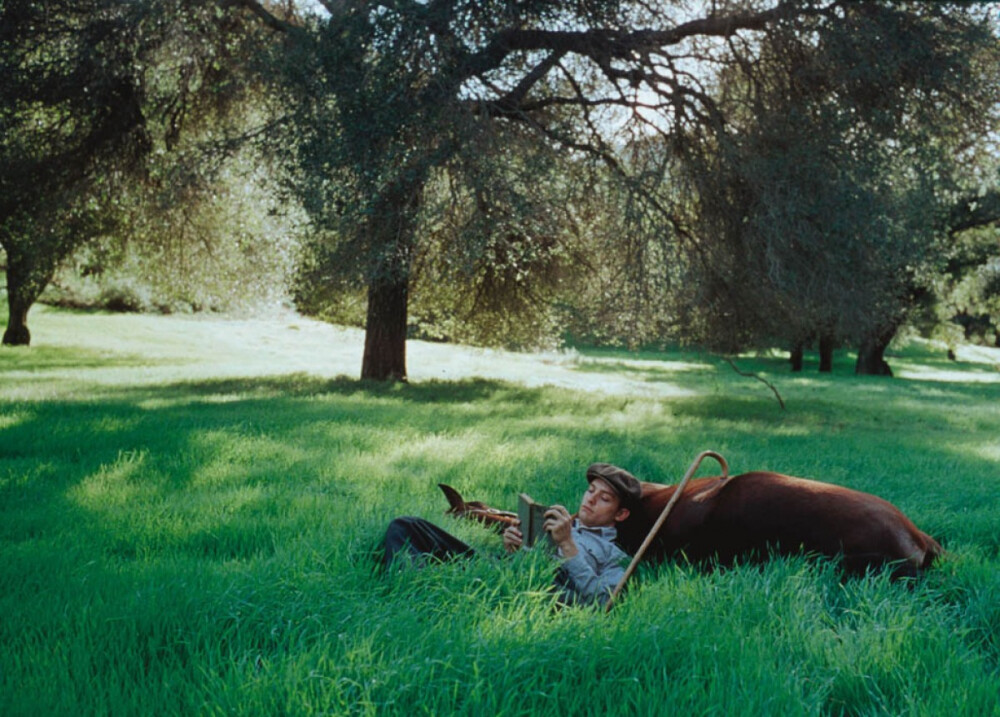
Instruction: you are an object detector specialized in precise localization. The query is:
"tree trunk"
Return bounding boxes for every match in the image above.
[358,177,424,381]
[789,342,804,372]
[3,295,31,346]
[855,330,895,376]
[2,252,54,347]
[818,333,834,373]
[361,271,409,381]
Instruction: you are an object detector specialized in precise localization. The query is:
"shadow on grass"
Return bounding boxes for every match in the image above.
[574,342,998,383]
[159,374,539,406]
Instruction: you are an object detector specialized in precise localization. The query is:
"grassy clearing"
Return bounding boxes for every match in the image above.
[2,306,1000,715]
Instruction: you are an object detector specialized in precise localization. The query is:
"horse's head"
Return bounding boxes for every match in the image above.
[438,483,519,532]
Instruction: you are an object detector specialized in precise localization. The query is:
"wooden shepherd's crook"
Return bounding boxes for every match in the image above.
[605,450,729,612]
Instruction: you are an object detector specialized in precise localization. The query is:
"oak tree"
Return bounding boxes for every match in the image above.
[236,0,837,380]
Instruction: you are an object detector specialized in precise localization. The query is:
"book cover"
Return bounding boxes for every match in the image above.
[518,493,553,549]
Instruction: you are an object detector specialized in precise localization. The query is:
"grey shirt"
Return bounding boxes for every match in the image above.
[555,521,630,606]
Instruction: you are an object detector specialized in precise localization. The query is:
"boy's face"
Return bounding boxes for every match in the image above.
[578,477,630,528]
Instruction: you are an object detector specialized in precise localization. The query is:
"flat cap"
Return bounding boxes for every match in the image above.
[586,463,642,509]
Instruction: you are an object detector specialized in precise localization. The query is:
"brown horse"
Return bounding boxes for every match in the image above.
[617,471,943,578]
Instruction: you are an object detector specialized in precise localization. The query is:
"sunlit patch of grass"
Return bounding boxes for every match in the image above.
[0,411,28,435]
[970,440,1000,463]
[68,449,150,508]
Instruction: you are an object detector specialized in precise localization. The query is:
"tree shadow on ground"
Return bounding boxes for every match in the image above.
[155,374,538,406]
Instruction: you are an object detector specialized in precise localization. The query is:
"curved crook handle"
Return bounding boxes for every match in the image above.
[605,450,729,612]
[701,450,729,479]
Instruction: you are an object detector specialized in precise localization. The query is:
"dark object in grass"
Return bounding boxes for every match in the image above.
[439,483,519,532]
[442,472,943,579]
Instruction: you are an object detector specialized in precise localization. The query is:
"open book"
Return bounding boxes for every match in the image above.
[518,493,554,549]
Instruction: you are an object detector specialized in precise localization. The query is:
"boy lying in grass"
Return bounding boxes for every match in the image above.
[381,464,641,607]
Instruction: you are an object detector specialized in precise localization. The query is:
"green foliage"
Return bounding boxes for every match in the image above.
[0,0,284,343]
[670,2,1000,354]
[2,308,1000,713]
[925,223,1000,348]
[0,0,152,341]
[46,153,304,315]
[284,16,605,349]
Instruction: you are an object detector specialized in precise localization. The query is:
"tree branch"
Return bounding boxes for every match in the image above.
[493,2,824,57]
[491,50,567,114]
[453,1,832,92]
[224,0,295,33]
[948,189,1000,235]
[724,357,786,410]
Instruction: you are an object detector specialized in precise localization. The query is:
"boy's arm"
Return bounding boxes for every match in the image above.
[558,551,626,606]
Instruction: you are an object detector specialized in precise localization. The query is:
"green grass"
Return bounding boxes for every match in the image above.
[2,306,1000,715]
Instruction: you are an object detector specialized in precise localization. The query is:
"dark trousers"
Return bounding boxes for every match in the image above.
[382,516,476,569]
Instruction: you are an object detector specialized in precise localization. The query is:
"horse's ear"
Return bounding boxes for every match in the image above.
[438,483,466,513]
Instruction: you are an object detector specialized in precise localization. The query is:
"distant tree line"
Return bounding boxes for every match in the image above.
[3,1,1000,380]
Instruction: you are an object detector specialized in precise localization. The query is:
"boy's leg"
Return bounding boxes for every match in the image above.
[383,516,475,568]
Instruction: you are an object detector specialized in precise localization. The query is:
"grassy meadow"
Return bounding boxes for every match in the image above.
[2,305,1000,715]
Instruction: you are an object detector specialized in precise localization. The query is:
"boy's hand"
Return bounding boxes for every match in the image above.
[544,505,577,557]
[502,520,523,553]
